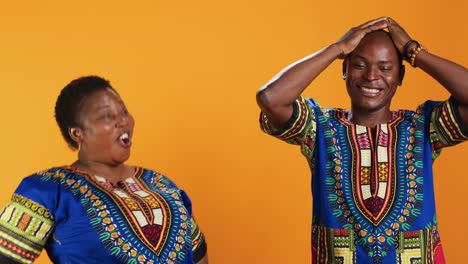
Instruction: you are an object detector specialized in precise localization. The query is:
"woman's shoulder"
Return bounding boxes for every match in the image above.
[11,167,76,214]
[23,166,76,178]
[18,166,69,185]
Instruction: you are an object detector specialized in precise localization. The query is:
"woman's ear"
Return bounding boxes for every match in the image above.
[69,127,82,145]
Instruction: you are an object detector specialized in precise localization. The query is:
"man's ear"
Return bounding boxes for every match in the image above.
[69,127,82,145]
[399,64,405,86]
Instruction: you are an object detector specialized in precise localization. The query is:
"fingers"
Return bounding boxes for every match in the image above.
[362,20,389,34]
[358,17,388,29]
[386,17,398,26]
[386,17,402,31]
[336,17,391,59]
[384,17,411,52]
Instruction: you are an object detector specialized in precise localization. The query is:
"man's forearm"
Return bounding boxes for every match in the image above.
[256,43,341,128]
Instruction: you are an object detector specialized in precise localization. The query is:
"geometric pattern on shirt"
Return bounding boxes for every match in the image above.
[0,194,54,264]
[260,97,311,142]
[430,99,468,160]
[306,105,426,263]
[260,98,466,264]
[312,224,442,264]
[311,225,357,264]
[396,231,423,263]
[395,225,442,264]
[260,97,317,164]
[39,167,192,264]
[190,218,205,253]
[92,174,171,254]
[351,122,398,226]
[333,228,357,264]
[331,109,426,263]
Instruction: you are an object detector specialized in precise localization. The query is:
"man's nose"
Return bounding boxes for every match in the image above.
[365,66,379,81]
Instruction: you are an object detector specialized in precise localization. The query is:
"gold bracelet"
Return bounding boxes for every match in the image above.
[409,44,427,67]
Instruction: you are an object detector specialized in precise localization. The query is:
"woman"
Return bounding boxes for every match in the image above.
[0,76,208,264]
[257,17,467,263]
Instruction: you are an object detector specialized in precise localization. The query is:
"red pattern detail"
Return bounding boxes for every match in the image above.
[441,108,457,135]
[127,183,141,192]
[0,238,36,260]
[357,133,370,149]
[363,197,385,217]
[141,224,163,247]
[432,141,444,151]
[334,228,351,236]
[304,135,315,149]
[281,99,308,139]
[378,132,389,146]
[403,230,420,238]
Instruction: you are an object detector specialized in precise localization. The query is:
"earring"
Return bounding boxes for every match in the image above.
[342,74,347,80]
[78,142,81,151]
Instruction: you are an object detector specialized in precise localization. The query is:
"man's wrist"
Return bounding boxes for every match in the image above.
[328,43,345,60]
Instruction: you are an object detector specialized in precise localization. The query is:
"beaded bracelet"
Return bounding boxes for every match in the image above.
[408,44,427,67]
[402,40,418,61]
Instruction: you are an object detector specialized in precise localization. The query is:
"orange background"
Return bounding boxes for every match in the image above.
[0,1,467,263]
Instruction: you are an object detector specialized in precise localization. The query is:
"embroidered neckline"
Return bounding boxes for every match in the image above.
[336,109,404,127]
[63,165,140,189]
[42,166,185,261]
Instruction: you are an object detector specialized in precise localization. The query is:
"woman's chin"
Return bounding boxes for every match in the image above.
[111,151,131,165]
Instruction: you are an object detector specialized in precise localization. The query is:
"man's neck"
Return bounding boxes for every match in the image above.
[349,107,392,127]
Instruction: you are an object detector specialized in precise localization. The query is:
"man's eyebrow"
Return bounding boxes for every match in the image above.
[352,55,394,64]
[352,55,367,61]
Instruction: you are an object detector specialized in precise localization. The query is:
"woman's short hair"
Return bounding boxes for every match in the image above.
[54,76,114,149]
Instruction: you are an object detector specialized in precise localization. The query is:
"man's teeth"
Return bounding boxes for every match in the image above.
[361,87,380,94]
[120,133,129,140]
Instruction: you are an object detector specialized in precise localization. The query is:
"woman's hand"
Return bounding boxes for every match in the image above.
[334,17,389,59]
[385,17,412,54]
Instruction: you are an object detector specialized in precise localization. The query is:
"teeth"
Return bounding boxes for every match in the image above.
[120,132,129,140]
[361,87,380,94]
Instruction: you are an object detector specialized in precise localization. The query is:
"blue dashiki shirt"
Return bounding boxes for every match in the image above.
[260,97,468,264]
[0,166,206,264]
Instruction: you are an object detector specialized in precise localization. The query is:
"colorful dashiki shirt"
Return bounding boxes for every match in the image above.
[0,166,206,264]
[260,97,468,264]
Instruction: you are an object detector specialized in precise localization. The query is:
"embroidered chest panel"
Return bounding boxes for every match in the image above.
[39,167,192,264]
[311,108,427,263]
[349,122,399,225]
[93,174,173,255]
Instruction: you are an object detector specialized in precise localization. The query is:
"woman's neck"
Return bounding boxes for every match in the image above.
[72,159,134,184]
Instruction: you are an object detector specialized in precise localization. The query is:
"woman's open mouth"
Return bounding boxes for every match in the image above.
[118,132,132,148]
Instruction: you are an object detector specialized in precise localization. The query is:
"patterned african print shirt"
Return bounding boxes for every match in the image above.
[0,166,207,264]
[260,97,468,264]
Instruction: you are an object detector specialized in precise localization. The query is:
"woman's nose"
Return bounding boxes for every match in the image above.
[115,113,129,127]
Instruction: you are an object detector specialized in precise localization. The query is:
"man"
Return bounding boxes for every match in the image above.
[256,17,468,263]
